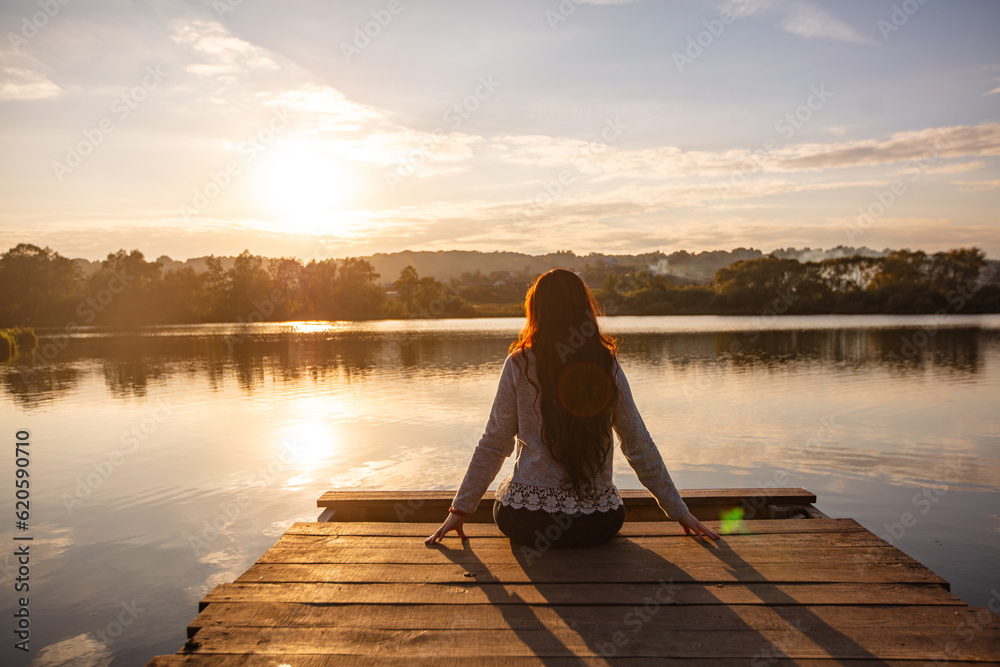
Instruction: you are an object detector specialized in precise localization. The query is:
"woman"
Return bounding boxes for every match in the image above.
[425,269,718,546]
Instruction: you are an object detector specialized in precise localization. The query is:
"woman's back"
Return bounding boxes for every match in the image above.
[426,268,719,546]
[451,345,689,521]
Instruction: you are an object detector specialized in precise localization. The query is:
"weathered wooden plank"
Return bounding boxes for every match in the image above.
[234,561,948,585]
[200,581,964,608]
[147,656,973,666]
[188,602,981,632]
[178,617,1000,659]
[269,530,893,550]
[285,518,868,538]
[317,488,818,506]
[254,545,919,567]
[317,489,818,522]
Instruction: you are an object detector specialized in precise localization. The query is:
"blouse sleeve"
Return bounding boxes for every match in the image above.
[611,361,690,520]
[450,353,520,514]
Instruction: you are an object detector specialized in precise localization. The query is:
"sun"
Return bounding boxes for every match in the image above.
[257,141,353,225]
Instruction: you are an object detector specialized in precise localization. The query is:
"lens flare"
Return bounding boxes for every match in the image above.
[719,507,746,535]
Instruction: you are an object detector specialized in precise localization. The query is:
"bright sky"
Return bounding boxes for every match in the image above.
[1,0,999,262]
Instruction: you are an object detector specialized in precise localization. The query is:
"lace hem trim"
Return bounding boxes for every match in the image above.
[496,479,622,514]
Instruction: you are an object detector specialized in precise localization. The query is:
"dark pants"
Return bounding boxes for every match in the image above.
[493,500,625,549]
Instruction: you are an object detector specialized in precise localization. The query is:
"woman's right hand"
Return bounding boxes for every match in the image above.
[424,511,468,545]
[677,511,720,542]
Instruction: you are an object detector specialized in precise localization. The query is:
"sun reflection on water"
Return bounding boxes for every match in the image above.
[287,321,348,334]
[283,420,338,468]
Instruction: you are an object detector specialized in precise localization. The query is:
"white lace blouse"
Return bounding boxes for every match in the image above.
[451,348,690,520]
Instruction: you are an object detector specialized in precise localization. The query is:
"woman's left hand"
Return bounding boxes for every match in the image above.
[677,511,720,542]
[425,512,468,544]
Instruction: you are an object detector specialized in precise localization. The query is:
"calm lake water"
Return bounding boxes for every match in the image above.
[1,315,999,665]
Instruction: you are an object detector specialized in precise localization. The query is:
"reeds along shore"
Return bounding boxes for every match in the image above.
[1,327,38,361]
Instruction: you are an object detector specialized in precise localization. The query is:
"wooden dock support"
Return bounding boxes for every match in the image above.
[146,489,1000,665]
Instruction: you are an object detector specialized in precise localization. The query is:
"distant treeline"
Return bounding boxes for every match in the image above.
[596,248,999,316]
[0,243,997,327]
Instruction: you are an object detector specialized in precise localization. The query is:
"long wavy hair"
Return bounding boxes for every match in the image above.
[509,269,618,497]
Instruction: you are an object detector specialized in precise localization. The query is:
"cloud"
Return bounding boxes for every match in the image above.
[918,160,986,176]
[723,0,869,43]
[0,51,61,100]
[952,179,1000,192]
[485,123,1000,181]
[774,123,1000,170]
[31,634,112,667]
[171,20,277,83]
[266,84,383,133]
[262,84,482,174]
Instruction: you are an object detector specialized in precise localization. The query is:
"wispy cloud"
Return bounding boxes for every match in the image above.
[263,84,482,174]
[0,51,61,100]
[774,124,1000,170]
[171,20,277,83]
[483,123,1000,178]
[723,0,869,43]
[952,179,1000,193]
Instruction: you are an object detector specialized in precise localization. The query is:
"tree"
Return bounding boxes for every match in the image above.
[713,257,804,310]
[393,265,419,313]
[334,258,384,319]
[928,248,986,294]
[269,256,305,320]
[870,250,928,292]
[301,259,338,319]
[203,256,230,321]
[228,250,272,317]
[157,267,204,323]
[819,255,879,294]
[84,249,162,324]
[0,243,80,326]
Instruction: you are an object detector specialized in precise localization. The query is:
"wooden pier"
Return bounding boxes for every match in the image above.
[147,488,1000,664]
